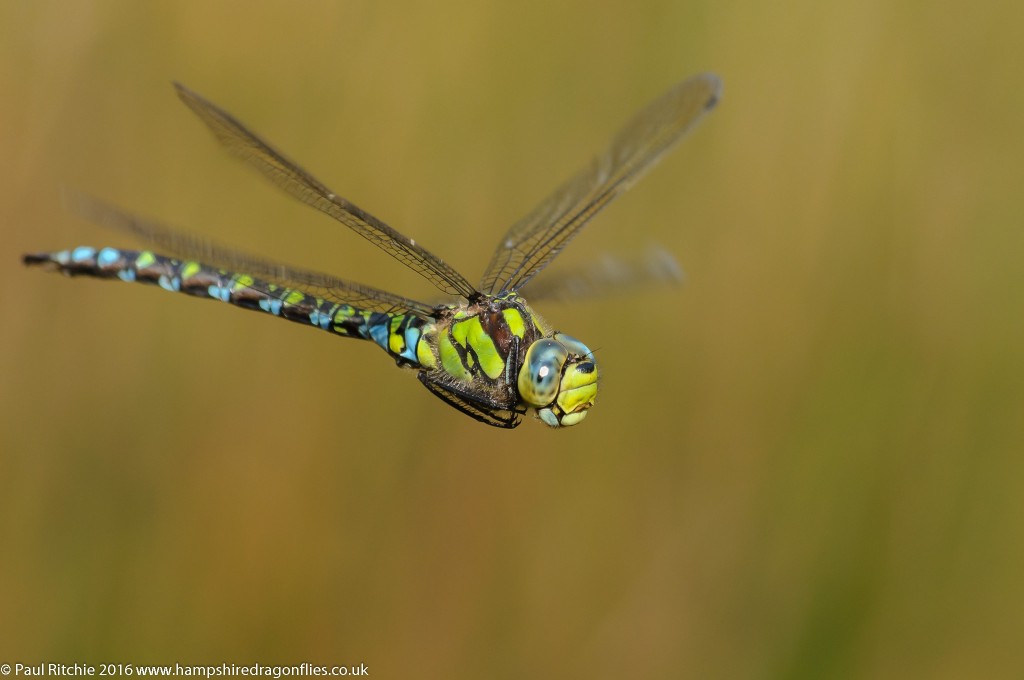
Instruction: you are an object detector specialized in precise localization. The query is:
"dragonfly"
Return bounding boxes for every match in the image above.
[24,74,721,428]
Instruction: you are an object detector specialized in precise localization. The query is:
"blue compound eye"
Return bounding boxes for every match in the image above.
[518,338,568,408]
[554,333,593,359]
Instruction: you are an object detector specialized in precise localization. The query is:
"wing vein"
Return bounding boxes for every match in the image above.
[479,73,721,294]
[63,190,437,318]
[174,82,476,298]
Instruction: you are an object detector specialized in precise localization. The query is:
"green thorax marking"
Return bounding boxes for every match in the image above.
[433,293,548,385]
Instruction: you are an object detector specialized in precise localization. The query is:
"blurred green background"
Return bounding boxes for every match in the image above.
[2,1,1022,677]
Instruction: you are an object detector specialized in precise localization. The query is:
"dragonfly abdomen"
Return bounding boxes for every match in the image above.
[24,246,436,368]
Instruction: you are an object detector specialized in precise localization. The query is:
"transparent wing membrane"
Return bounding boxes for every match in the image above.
[480,73,721,295]
[520,245,684,303]
[64,190,437,318]
[173,82,477,299]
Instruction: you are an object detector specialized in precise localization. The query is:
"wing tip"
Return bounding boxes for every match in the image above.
[171,80,191,98]
[171,81,213,116]
[697,72,724,111]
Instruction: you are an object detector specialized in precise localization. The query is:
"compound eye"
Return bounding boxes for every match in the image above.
[518,338,568,408]
[554,333,593,359]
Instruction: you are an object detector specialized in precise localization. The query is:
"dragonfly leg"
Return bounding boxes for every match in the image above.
[417,371,523,429]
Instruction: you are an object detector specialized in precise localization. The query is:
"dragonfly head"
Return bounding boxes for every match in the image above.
[519,333,598,427]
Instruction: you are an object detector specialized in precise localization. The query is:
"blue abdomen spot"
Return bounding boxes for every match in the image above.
[208,284,230,302]
[72,246,96,263]
[368,323,390,349]
[159,275,181,292]
[117,268,136,283]
[310,308,333,329]
[401,326,422,361]
[97,247,120,268]
[259,298,284,315]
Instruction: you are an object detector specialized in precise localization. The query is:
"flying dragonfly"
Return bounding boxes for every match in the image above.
[24,74,721,428]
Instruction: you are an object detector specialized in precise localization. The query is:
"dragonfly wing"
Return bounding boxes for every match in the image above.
[174,82,477,299]
[479,73,721,295]
[63,190,437,318]
[520,245,684,303]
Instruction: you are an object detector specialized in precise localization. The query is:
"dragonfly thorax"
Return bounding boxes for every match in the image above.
[428,294,598,427]
[519,333,598,427]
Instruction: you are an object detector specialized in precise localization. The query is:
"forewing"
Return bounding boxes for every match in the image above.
[64,190,437,318]
[479,73,721,295]
[174,82,477,299]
